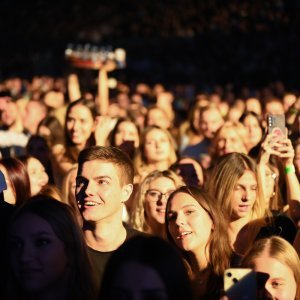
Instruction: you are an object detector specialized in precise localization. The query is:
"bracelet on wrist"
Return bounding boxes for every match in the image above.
[284,165,296,174]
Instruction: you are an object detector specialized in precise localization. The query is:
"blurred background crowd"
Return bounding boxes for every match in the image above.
[1,0,300,88]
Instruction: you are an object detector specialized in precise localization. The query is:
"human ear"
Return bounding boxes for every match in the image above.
[121,184,133,203]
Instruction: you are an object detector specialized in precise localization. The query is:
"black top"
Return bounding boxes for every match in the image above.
[87,225,143,292]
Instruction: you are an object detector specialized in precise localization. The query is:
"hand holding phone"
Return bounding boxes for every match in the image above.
[224,268,270,300]
[224,268,256,300]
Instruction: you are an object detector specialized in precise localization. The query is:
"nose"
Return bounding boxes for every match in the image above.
[85,180,96,196]
[175,213,185,226]
[264,285,276,299]
[224,138,230,148]
[73,120,80,131]
[18,243,34,263]
[241,189,252,202]
[157,193,169,204]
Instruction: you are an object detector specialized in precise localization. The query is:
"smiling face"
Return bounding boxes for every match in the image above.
[144,129,171,164]
[144,177,176,228]
[75,160,132,223]
[9,213,68,294]
[252,252,297,300]
[66,104,95,148]
[167,192,213,254]
[27,157,49,196]
[230,170,258,221]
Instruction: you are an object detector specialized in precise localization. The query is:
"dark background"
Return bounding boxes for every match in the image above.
[1,0,300,91]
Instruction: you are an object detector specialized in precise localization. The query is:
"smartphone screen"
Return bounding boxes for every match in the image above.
[267,114,286,137]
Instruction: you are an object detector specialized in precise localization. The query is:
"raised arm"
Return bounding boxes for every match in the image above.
[67,73,81,102]
[278,137,300,223]
[96,61,116,116]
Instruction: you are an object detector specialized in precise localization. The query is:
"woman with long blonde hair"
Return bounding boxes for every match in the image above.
[129,170,183,237]
[207,152,268,255]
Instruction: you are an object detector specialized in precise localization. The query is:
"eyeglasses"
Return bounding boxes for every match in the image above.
[145,189,175,202]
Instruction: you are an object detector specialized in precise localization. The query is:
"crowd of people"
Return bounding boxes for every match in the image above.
[0,64,299,299]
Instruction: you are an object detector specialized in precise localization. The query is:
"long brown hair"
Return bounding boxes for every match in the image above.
[166,186,232,278]
[0,157,31,206]
[207,152,267,221]
[6,195,96,300]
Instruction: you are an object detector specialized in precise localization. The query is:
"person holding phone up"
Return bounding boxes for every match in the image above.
[257,118,300,227]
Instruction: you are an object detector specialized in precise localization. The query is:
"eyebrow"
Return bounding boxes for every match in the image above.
[168,204,197,212]
[236,183,257,187]
[270,277,286,281]
[93,175,112,181]
[76,175,112,181]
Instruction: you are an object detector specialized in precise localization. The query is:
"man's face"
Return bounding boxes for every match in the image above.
[75,160,132,223]
[22,102,46,134]
[1,102,18,127]
[199,109,224,139]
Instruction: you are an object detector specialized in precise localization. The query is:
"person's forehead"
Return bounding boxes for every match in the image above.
[202,108,221,119]
[80,160,121,177]
[266,101,283,109]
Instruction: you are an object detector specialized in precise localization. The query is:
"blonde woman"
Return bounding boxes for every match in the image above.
[134,126,178,181]
[242,236,300,300]
[207,152,268,255]
[129,170,183,238]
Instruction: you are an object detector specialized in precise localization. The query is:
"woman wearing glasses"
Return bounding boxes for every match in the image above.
[129,170,183,238]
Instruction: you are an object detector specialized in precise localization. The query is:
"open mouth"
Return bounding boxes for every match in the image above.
[176,231,192,240]
[84,201,100,207]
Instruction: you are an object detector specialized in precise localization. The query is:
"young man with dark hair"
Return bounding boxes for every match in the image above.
[75,146,141,290]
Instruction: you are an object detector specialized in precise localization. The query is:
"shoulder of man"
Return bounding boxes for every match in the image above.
[124,223,147,240]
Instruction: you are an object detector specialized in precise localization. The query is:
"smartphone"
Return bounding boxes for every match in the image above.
[267,114,286,137]
[224,268,256,300]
